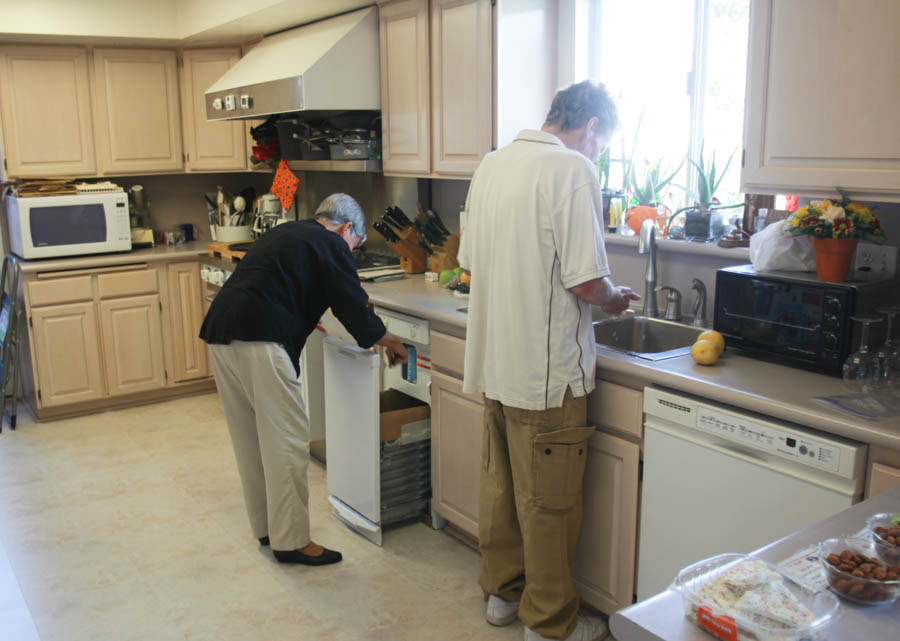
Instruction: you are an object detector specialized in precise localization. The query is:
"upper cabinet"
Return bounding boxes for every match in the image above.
[0,46,96,178]
[380,0,493,178]
[180,48,248,172]
[92,48,183,174]
[742,0,900,201]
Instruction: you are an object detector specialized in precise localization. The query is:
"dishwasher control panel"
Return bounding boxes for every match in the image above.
[695,407,840,472]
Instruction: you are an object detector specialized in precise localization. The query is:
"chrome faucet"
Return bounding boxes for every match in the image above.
[638,219,659,317]
[655,286,682,321]
[691,278,708,326]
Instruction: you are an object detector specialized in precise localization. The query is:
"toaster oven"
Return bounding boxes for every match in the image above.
[713,265,898,375]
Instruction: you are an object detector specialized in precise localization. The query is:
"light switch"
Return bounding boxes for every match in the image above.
[212,98,223,111]
[239,95,252,109]
[224,95,236,111]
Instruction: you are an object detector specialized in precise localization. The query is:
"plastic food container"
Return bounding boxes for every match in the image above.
[817,536,900,605]
[673,553,839,641]
[866,512,900,554]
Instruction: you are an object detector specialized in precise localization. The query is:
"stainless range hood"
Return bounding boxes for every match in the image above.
[205,6,380,121]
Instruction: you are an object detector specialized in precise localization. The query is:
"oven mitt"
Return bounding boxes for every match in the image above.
[271,159,300,212]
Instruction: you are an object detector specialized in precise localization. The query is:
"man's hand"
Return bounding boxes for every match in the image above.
[600,286,641,314]
[377,332,409,366]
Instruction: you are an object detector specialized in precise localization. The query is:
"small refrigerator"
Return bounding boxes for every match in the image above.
[322,308,432,545]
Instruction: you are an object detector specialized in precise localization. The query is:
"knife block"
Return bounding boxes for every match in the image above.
[427,234,460,273]
[385,227,427,274]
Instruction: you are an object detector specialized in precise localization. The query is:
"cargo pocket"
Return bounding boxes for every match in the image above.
[531,426,595,510]
[482,424,491,473]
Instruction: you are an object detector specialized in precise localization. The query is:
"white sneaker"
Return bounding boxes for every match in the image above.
[524,614,609,641]
[485,594,520,626]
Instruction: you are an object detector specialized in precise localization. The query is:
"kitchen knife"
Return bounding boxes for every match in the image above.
[426,209,451,236]
[415,219,444,246]
[418,239,434,255]
[423,219,448,245]
[374,220,400,243]
[386,206,412,229]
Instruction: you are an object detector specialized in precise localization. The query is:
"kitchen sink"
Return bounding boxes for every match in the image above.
[593,313,703,361]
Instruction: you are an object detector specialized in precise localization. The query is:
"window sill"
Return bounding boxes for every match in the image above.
[604,233,751,261]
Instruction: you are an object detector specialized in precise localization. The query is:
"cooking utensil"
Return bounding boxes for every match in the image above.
[418,239,434,255]
[387,206,412,229]
[373,220,400,243]
[426,208,451,236]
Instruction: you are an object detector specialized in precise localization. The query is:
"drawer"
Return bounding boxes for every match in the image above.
[98,269,158,298]
[588,380,643,439]
[431,330,466,377]
[27,276,93,306]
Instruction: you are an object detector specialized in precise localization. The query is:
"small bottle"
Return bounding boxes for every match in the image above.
[367,130,381,161]
[755,208,768,234]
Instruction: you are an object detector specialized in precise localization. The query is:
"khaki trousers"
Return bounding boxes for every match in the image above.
[209,341,311,551]
[478,389,593,640]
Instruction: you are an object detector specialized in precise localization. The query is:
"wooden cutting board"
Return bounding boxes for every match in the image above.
[207,241,254,262]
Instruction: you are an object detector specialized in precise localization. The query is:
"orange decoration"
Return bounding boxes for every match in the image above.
[270,159,300,212]
[813,237,857,282]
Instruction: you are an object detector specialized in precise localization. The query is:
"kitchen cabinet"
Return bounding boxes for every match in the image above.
[30,302,105,407]
[99,295,166,396]
[167,262,208,382]
[742,0,900,201]
[0,45,96,178]
[92,48,183,174]
[868,462,900,498]
[180,48,248,171]
[573,430,640,615]
[431,368,484,538]
[379,0,493,178]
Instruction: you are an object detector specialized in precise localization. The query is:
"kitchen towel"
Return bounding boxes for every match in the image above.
[271,159,300,212]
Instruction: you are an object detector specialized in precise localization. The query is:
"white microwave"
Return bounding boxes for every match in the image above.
[6,192,132,259]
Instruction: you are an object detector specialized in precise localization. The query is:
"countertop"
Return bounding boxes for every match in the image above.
[17,242,209,274]
[609,485,900,641]
[360,275,900,450]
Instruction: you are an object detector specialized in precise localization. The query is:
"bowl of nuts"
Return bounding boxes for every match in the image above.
[817,537,900,605]
[866,512,900,555]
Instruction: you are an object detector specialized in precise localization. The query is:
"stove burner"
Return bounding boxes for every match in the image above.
[355,252,400,271]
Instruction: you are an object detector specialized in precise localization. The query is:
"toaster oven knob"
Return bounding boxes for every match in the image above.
[823,332,839,349]
[825,297,842,314]
[824,314,840,331]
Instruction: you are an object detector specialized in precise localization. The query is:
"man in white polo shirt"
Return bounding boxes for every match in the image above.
[458,81,639,641]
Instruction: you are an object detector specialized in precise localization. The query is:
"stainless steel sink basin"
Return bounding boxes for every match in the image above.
[593,313,703,361]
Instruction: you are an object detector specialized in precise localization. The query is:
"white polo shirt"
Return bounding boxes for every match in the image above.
[458,129,610,410]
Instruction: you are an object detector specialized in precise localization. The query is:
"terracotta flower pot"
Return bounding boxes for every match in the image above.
[813,237,858,282]
[625,205,658,234]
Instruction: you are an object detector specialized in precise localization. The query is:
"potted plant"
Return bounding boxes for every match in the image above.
[623,155,685,234]
[674,142,743,241]
[596,147,626,230]
[787,190,884,281]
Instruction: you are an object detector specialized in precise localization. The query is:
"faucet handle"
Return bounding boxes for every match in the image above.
[655,285,682,321]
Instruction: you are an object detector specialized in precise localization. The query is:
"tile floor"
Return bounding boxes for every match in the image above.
[0,393,528,641]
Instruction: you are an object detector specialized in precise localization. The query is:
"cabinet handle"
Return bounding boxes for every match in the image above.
[36,263,149,279]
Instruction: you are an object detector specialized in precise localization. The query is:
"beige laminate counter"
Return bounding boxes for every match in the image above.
[17,242,209,274]
[362,275,900,450]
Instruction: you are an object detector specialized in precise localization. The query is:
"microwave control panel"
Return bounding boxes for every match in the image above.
[695,406,841,473]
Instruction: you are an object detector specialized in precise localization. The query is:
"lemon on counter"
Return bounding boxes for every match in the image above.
[691,339,720,365]
[459,271,471,286]
[697,329,725,354]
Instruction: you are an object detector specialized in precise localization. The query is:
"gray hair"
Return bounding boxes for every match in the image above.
[544,80,618,135]
[314,193,367,245]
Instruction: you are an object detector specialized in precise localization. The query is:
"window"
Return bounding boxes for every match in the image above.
[574,0,750,225]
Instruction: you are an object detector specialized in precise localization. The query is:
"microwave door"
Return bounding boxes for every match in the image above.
[29,204,108,248]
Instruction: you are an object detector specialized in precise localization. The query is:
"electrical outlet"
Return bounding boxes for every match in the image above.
[853,242,897,279]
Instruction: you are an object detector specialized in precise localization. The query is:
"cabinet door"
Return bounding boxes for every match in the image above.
[92,48,183,174]
[742,0,900,199]
[431,370,484,538]
[573,431,640,615]
[0,45,96,177]
[167,262,208,382]
[30,302,104,407]
[99,295,166,396]
[868,463,900,498]
[380,0,431,175]
[180,48,247,171]
[430,0,493,176]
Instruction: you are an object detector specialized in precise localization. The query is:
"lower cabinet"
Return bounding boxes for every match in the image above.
[167,262,208,382]
[30,301,105,406]
[868,461,900,498]
[431,369,484,538]
[99,294,166,396]
[573,430,641,614]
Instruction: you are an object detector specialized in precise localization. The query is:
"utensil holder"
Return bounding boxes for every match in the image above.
[426,234,460,273]
[385,227,427,274]
[214,225,253,242]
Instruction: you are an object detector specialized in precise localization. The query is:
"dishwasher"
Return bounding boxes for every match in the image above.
[321,307,432,546]
[636,386,867,599]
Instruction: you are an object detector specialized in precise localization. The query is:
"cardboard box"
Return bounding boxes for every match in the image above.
[380,389,430,442]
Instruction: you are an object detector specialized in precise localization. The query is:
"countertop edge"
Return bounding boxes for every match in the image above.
[18,243,209,273]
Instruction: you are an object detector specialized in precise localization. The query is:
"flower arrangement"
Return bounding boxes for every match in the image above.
[789,193,883,241]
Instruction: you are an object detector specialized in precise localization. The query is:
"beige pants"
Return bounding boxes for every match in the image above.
[479,389,593,640]
[209,341,310,551]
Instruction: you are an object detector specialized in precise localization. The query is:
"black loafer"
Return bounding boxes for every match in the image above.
[272,547,343,566]
[258,536,270,546]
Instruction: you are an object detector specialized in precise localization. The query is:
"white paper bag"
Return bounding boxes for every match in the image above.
[749,220,816,272]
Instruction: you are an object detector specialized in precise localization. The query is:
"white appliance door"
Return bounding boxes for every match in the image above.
[301,329,326,441]
[323,337,380,524]
[637,421,857,599]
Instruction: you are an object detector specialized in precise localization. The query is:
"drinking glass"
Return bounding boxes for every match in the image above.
[874,307,900,387]
[843,316,882,392]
